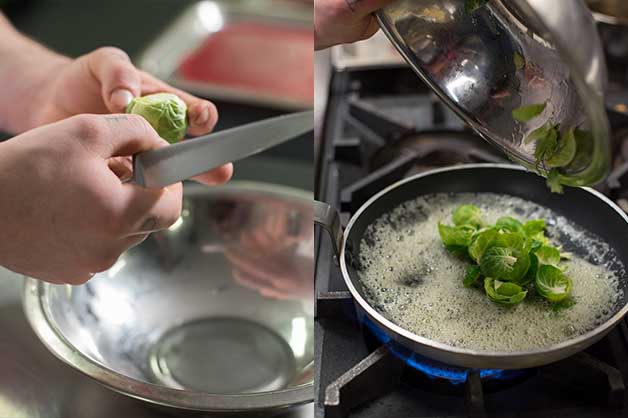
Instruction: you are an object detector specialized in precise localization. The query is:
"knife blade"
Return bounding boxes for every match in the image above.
[130,110,313,188]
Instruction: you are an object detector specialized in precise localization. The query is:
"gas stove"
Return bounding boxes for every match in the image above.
[314,61,628,417]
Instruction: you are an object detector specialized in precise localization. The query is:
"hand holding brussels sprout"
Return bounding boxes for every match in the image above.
[0,114,182,284]
[0,30,231,186]
[126,93,188,143]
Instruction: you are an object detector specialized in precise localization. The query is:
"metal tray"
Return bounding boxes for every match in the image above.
[136,0,313,110]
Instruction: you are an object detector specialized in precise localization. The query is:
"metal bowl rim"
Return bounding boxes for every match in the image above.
[22,181,314,411]
[339,163,628,366]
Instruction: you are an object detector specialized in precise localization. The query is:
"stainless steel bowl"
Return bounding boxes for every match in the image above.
[23,182,314,416]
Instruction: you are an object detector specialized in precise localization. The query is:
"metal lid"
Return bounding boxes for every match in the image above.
[377,0,611,187]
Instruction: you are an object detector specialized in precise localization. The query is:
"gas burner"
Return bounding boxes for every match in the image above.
[362,318,524,385]
[316,65,628,418]
[317,291,627,418]
[362,317,535,394]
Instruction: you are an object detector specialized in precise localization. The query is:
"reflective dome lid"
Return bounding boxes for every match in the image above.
[377,0,611,189]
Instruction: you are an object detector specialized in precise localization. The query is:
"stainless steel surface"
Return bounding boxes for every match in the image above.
[132,111,313,188]
[137,0,312,110]
[330,30,406,70]
[587,0,628,25]
[317,164,628,369]
[376,0,611,187]
[23,182,314,416]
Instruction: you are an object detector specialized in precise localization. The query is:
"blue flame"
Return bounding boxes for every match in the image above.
[362,317,517,384]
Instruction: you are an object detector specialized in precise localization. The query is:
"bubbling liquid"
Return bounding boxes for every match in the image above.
[357,193,624,352]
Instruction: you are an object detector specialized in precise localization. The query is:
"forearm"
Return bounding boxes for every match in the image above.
[0,14,68,133]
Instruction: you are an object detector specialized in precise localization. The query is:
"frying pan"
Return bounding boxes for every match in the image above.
[314,164,628,369]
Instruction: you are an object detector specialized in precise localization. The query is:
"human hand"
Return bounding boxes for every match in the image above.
[19,47,232,186]
[314,0,396,50]
[0,114,183,284]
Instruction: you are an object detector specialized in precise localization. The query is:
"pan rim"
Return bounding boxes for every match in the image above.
[340,163,628,365]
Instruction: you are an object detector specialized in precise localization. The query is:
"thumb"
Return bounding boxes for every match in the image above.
[87,47,141,113]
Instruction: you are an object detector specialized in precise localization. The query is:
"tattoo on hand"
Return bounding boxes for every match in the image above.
[141,217,157,232]
[104,115,129,123]
[345,0,363,12]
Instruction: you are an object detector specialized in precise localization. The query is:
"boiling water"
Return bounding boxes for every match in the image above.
[357,193,624,352]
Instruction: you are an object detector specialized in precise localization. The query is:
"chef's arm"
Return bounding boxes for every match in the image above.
[0,13,69,133]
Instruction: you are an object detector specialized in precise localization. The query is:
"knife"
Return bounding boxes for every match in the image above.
[130,110,313,188]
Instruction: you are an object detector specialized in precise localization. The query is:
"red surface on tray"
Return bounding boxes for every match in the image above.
[178,21,313,104]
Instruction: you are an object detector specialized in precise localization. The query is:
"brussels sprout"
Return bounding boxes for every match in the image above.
[126,93,188,143]
[463,264,482,288]
[523,219,545,236]
[520,252,538,286]
[535,264,572,303]
[493,232,531,253]
[484,278,527,306]
[468,228,498,263]
[480,246,530,282]
[534,245,561,267]
[438,223,475,248]
[495,216,524,234]
[452,204,483,228]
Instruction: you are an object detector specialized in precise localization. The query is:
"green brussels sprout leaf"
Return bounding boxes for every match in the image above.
[513,52,525,70]
[524,121,553,144]
[468,228,498,263]
[534,126,559,162]
[495,216,524,234]
[520,252,538,286]
[465,0,487,13]
[480,246,530,282]
[546,169,564,194]
[484,277,527,306]
[463,264,483,288]
[534,245,561,267]
[535,264,572,303]
[523,219,545,236]
[438,223,475,248]
[493,232,530,252]
[512,103,546,123]
[126,93,188,143]
[453,204,483,228]
[546,127,576,168]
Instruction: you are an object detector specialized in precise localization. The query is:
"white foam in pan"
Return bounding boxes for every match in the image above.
[357,193,625,352]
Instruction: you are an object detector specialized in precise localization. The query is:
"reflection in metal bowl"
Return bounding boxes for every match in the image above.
[23,182,314,416]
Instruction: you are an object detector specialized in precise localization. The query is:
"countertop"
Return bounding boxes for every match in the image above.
[0,1,313,416]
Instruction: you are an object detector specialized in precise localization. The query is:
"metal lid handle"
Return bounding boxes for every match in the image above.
[314,200,343,263]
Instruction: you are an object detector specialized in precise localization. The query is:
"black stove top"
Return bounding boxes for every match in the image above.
[314,66,628,418]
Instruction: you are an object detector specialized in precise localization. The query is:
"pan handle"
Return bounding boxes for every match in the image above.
[314,200,343,262]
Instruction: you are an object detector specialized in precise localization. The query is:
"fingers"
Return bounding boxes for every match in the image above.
[87,47,142,113]
[139,71,219,135]
[72,113,168,158]
[344,0,395,15]
[119,182,183,235]
[315,0,395,49]
[190,163,233,186]
[107,156,133,181]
